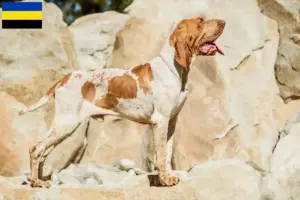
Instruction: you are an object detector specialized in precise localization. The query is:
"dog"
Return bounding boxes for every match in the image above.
[19,17,225,188]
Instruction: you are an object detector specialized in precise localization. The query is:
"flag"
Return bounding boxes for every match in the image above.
[2,2,43,29]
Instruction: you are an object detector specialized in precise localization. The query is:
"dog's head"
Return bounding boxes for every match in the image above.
[169,17,225,68]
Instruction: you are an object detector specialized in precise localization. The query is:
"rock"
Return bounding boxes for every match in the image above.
[261,112,300,200]
[0,159,262,200]
[80,116,154,171]
[108,0,283,171]
[0,92,48,176]
[277,99,300,129]
[127,169,136,176]
[85,177,99,186]
[185,159,261,200]
[282,109,300,136]
[257,0,300,102]
[69,11,129,70]
[117,158,136,171]
[54,163,133,186]
[107,17,170,68]
[0,2,79,127]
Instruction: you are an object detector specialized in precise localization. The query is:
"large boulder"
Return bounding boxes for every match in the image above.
[257,0,300,102]
[262,110,300,200]
[107,0,283,171]
[69,11,129,70]
[80,116,154,171]
[0,92,48,176]
[106,17,170,68]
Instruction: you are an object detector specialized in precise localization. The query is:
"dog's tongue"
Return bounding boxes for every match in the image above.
[200,42,224,55]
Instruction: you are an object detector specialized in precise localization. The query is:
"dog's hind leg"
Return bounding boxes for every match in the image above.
[29,87,84,188]
[29,121,81,188]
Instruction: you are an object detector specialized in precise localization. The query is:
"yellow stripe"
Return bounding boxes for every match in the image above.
[2,11,42,20]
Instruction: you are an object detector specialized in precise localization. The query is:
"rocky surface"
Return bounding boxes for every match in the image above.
[0,92,48,176]
[69,11,129,70]
[262,110,300,200]
[79,117,154,171]
[0,159,262,200]
[257,0,300,102]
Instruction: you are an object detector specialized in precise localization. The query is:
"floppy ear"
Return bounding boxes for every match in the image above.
[169,24,192,69]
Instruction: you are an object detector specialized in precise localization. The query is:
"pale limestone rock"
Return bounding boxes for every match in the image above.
[0,91,89,179]
[262,111,300,200]
[0,92,48,176]
[69,11,129,70]
[107,17,170,68]
[257,0,300,102]
[277,99,300,129]
[80,116,153,171]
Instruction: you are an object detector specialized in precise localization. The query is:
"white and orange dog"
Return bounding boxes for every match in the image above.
[19,17,225,188]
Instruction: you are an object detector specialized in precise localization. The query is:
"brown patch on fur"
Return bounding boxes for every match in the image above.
[81,81,96,102]
[132,63,154,95]
[95,74,137,109]
[108,74,137,99]
[45,73,71,97]
[95,94,119,109]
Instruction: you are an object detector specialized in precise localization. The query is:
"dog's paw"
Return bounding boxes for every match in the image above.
[30,179,51,188]
[159,175,180,187]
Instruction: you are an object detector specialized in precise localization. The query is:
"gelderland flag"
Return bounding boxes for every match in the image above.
[2,2,42,29]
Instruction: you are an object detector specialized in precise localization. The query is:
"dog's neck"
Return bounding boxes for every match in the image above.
[159,39,191,91]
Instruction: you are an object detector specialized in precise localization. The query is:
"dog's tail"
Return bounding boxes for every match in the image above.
[18,73,72,115]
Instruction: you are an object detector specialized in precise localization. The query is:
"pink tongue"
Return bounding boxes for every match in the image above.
[200,43,224,55]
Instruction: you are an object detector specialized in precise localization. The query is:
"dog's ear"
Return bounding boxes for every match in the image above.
[169,21,192,68]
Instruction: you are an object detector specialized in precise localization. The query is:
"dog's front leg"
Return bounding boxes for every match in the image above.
[151,111,179,186]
